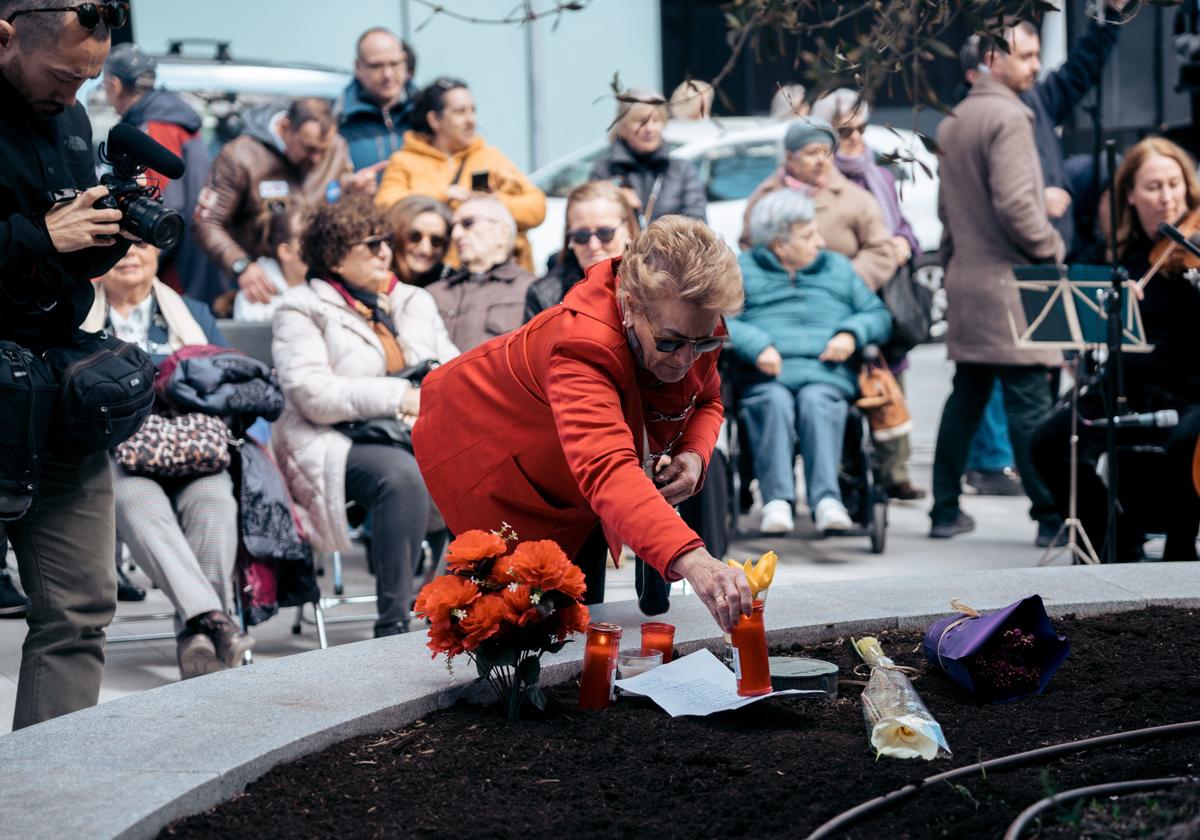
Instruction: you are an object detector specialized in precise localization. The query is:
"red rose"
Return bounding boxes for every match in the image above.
[506,540,587,600]
[459,594,518,650]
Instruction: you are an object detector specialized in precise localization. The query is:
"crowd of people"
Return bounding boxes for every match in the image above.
[0,3,1197,732]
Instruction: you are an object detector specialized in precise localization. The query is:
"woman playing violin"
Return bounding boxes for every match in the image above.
[1032,136,1200,563]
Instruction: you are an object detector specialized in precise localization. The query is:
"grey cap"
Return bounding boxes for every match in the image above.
[784,116,837,153]
[104,43,157,90]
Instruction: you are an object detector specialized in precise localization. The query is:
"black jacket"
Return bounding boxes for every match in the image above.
[0,74,130,348]
[1020,12,1120,257]
[588,139,707,222]
[524,251,585,322]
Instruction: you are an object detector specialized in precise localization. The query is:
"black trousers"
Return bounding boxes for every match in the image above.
[1032,401,1200,562]
[931,363,1058,526]
[345,443,430,629]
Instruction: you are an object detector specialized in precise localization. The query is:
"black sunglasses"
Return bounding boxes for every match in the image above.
[568,226,618,246]
[355,233,394,257]
[642,311,723,354]
[837,124,866,139]
[405,230,448,250]
[6,2,129,29]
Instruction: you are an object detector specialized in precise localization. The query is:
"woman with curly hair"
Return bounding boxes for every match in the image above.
[271,194,459,635]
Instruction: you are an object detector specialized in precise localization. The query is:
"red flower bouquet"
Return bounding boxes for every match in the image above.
[414,524,590,720]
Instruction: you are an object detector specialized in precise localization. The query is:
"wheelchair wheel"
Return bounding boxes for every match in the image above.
[868,500,887,554]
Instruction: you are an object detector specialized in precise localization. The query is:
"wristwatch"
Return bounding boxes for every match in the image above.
[231,257,251,279]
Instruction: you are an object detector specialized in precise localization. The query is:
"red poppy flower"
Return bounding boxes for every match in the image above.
[414,575,479,625]
[446,529,509,573]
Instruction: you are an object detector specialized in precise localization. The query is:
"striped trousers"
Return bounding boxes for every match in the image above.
[110,460,238,632]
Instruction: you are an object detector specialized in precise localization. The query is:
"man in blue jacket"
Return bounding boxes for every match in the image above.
[728,189,891,536]
[338,28,418,172]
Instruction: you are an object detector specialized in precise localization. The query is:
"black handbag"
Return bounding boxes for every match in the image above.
[333,359,437,450]
[42,329,156,459]
[0,342,59,520]
[336,417,413,450]
[879,263,934,361]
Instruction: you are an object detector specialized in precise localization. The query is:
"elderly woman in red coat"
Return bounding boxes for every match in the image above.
[413,216,752,631]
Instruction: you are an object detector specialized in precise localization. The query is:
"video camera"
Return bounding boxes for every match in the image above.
[47,123,186,249]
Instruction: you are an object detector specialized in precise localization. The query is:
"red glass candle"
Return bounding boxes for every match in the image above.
[730,600,771,697]
[640,622,676,663]
[578,622,623,710]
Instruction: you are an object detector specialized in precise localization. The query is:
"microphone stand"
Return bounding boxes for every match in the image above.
[1100,139,1128,564]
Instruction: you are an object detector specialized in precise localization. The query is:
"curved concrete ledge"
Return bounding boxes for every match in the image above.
[0,562,1196,839]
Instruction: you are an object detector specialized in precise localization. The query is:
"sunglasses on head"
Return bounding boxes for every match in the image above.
[355,233,393,257]
[568,226,618,246]
[6,1,129,29]
[405,230,448,250]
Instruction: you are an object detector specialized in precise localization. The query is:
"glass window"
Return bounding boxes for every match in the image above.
[699,141,780,202]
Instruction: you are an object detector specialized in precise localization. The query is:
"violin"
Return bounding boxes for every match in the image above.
[1138,207,1200,292]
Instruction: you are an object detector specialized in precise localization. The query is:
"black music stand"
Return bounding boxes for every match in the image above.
[1009,265,1151,565]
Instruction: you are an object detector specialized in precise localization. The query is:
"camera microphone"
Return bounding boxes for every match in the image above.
[1084,409,1180,429]
[107,123,186,180]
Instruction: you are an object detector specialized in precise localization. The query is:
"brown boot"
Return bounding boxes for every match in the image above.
[177,629,226,680]
[193,611,255,667]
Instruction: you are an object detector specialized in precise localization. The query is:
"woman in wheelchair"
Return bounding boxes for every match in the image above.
[727,189,892,535]
[1032,137,1200,563]
[272,195,460,637]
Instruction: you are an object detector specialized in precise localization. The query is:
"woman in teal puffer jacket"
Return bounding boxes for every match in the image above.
[727,189,891,536]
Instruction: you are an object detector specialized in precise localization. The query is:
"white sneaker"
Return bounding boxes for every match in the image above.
[759,499,795,535]
[814,498,853,533]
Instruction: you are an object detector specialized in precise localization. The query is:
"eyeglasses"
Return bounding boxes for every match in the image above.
[837,124,866,139]
[6,2,129,29]
[568,227,619,246]
[354,233,393,257]
[454,216,500,230]
[642,312,724,355]
[405,230,448,250]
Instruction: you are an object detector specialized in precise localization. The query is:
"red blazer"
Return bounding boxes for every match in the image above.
[413,257,724,577]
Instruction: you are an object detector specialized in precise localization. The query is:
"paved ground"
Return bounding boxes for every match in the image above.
[0,344,1109,734]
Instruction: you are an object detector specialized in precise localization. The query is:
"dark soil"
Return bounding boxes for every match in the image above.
[1038,785,1200,838]
[162,606,1200,840]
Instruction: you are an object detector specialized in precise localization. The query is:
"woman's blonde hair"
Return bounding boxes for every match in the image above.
[610,88,670,142]
[1112,136,1200,260]
[617,216,743,315]
[560,180,640,265]
[669,80,713,120]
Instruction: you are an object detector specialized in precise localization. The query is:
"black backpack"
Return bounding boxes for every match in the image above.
[0,342,58,520]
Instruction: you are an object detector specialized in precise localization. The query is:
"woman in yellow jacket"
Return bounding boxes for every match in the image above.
[376,77,546,271]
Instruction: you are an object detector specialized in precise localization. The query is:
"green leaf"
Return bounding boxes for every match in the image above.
[914,130,940,155]
[527,686,548,711]
[516,655,541,688]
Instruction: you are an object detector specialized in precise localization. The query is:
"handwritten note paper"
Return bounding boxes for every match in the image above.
[614,648,824,717]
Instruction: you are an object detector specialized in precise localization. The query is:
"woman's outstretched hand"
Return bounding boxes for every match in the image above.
[671,548,753,633]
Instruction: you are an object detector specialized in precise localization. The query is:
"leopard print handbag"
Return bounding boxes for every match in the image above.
[115,413,232,478]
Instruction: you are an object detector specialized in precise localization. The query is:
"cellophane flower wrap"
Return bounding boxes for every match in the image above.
[414,525,590,721]
[855,636,951,761]
[921,595,1070,704]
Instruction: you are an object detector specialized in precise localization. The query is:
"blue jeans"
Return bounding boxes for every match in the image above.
[738,381,847,509]
[966,382,1014,472]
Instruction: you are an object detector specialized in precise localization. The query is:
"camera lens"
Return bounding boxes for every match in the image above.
[122,196,183,250]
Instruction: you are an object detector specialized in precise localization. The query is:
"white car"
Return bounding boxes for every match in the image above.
[529,118,947,335]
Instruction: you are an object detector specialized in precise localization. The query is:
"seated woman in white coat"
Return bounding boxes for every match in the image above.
[272,194,459,637]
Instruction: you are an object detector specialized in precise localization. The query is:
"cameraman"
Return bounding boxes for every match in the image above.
[0,0,133,729]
